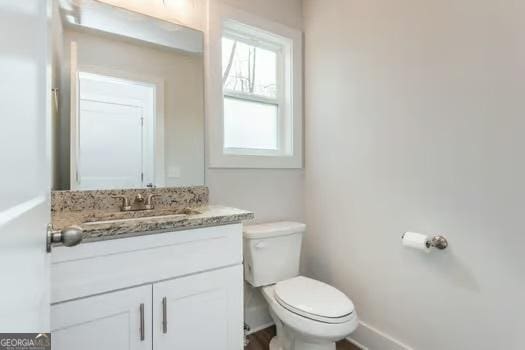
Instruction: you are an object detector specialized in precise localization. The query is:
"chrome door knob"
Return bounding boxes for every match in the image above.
[47,225,84,252]
[60,226,84,247]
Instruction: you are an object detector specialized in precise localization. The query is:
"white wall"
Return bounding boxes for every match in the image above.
[96,0,207,32]
[303,0,525,349]
[59,28,205,189]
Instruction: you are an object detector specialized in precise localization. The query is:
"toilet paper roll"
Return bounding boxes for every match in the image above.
[402,232,430,252]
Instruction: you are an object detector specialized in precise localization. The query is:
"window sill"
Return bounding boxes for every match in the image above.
[208,152,303,169]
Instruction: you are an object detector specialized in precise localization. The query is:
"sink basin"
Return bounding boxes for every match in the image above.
[83,207,203,223]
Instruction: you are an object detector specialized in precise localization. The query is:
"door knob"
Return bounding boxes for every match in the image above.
[47,224,84,252]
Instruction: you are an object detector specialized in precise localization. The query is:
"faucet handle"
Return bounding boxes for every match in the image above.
[145,194,161,210]
[112,195,131,211]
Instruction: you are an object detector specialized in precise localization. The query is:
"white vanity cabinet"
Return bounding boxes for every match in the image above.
[52,285,152,350]
[153,266,242,350]
[50,224,244,350]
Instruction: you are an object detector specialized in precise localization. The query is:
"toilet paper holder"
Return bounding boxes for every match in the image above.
[426,235,448,250]
[401,233,449,250]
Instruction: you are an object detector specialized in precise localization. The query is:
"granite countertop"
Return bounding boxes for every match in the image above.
[53,205,254,244]
[51,186,253,244]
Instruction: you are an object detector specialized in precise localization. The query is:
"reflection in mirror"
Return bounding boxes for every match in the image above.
[52,0,205,190]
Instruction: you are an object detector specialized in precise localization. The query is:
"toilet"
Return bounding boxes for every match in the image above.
[243,222,358,350]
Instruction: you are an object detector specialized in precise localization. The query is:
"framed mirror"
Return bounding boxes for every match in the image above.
[52,0,205,190]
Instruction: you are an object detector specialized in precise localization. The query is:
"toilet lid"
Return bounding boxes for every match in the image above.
[274,276,355,324]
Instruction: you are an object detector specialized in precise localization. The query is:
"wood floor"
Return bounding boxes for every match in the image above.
[245,326,360,350]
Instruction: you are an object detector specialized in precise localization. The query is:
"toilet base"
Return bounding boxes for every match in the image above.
[293,338,336,350]
[270,335,336,350]
[262,284,356,350]
[269,336,283,350]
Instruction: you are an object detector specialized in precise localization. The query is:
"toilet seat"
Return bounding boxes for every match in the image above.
[273,276,355,324]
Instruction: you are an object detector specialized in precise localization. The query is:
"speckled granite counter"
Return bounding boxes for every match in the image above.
[52,186,209,213]
[51,187,254,244]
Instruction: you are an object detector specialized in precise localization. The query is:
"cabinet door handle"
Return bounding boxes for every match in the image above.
[139,303,145,341]
[162,297,168,334]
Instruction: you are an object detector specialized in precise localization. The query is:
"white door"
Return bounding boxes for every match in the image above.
[51,285,152,350]
[78,99,144,189]
[0,0,51,332]
[72,70,156,190]
[153,266,244,350]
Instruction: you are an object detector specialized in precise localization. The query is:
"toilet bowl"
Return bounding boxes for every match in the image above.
[243,222,359,350]
[262,277,358,350]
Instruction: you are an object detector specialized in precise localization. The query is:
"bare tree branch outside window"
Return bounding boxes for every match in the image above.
[249,47,256,93]
[222,38,276,98]
[222,40,237,85]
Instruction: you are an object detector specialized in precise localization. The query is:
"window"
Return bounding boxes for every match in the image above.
[222,35,281,153]
[209,15,302,168]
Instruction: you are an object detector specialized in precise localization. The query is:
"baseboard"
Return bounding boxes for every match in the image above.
[246,321,275,335]
[347,321,412,350]
[346,337,368,350]
[245,303,273,335]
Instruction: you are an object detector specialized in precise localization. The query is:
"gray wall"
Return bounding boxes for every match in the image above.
[303,0,525,349]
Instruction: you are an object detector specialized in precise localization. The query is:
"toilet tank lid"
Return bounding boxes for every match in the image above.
[243,222,306,239]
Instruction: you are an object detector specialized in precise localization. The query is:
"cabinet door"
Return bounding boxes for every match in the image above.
[153,265,243,350]
[51,285,152,350]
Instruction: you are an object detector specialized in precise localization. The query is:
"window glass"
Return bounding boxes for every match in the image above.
[223,97,278,150]
[222,37,277,99]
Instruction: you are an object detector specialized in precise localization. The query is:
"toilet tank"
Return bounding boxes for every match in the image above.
[243,222,306,287]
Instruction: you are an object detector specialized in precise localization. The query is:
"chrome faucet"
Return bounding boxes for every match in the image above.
[112,193,160,211]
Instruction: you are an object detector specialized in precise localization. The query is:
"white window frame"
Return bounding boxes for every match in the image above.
[207,5,303,168]
[222,27,285,156]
